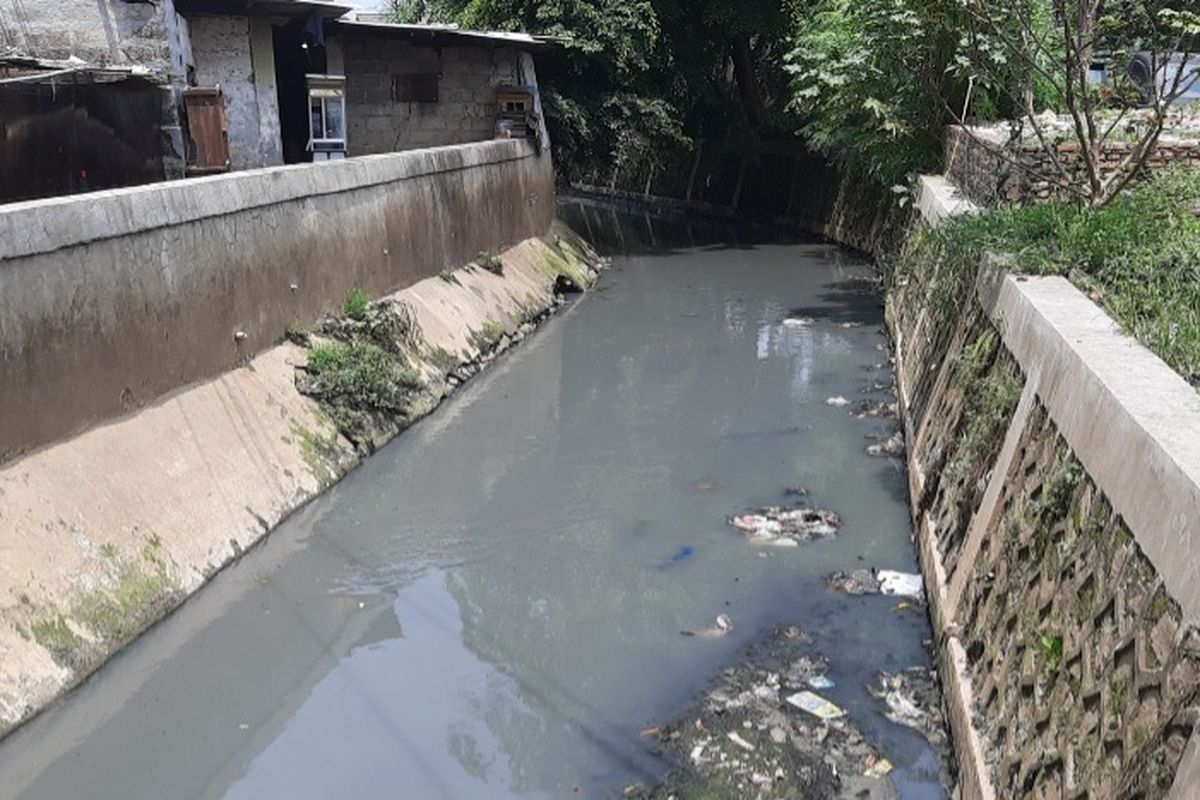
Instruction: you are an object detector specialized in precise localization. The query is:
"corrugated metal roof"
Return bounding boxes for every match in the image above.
[175,0,354,19]
[333,19,556,51]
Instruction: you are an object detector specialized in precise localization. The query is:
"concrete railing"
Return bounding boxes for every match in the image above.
[0,139,555,461]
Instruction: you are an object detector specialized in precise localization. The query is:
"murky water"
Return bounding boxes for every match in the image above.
[0,203,944,800]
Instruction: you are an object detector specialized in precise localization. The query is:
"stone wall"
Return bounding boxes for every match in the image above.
[890,209,1200,797]
[944,125,1200,206]
[0,139,555,463]
[341,32,522,154]
[187,14,282,170]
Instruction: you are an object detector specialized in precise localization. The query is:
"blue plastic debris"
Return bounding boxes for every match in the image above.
[659,545,695,568]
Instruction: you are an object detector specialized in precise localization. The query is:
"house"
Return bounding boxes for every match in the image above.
[0,0,551,203]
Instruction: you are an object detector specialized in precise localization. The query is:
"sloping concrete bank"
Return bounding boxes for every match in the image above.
[882,176,1200,799]
[0,138,554,462]
[0,223,603,739]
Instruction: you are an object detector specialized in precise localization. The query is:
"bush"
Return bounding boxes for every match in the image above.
[306,341,421,413]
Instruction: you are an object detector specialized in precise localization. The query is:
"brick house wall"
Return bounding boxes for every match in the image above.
[340,32,522,155]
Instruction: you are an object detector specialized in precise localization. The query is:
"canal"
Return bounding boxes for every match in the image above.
[0,204,944,799]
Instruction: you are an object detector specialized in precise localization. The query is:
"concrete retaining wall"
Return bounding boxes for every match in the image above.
[0,138,555,462]
[0,222,603,739]
[895,176,1200,799]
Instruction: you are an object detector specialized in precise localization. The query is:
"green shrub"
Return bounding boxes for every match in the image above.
[342,287,373,321]
[307,341,421,412]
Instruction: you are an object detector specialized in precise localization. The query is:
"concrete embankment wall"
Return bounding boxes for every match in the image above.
[0,138,589,737]
[888,179,1200,799]
[0,138,555,462]
[0,219,601,738]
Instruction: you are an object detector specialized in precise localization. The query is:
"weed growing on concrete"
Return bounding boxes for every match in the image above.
[342,287,373,321]
[470,322,505,353]
[31,616,87,670]
[308,342,420,408]
[291,422,340,486]
[478,251,504,276]
[302,341,424,447]
[1039,633,1064,671]
[944,326,1022,491]
[438,268,458,284]
[1030,460,1085,533]
[70,557,179,647]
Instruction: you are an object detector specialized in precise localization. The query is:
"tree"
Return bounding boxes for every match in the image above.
[952,0,1200,205]
[785,0,956,185]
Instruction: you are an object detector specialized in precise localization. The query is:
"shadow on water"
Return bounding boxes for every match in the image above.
[558,194,834,258]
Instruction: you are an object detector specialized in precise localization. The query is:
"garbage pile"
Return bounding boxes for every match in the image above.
[729,506,842,547]
[868,668,948,752]
[629,626,900,800]
[827,569,924,602]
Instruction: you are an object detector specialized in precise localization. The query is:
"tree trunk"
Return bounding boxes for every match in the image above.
[729,34,766,129]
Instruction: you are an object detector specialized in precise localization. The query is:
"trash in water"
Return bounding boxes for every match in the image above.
[828,568,924,602]
[851,399,898,419]
[866,431,905,457]
[782,316,814,328]
[682,614,734,638]
[727,731,756,751]
[693,478,719,492]
[878,570,923,599]
[636,625,919,799]
[827,569,882,596]
[785,691,846,720]
[869,668,948,749]
[783,486,809,497]
[807,675,836,690]
[826,396,851,407]
[729,505,841,546]
[659,544,695,568]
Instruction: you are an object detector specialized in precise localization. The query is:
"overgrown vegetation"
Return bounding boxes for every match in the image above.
[944,328,1023,491]
[896,169,1200,386]
[305,341,423,441]
[298,289,429,450]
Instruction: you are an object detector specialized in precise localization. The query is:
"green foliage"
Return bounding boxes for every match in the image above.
[342,287,372,322]
[785,0,951,184]
[307,342,421,414]
[897,170,1200,386]
[1039,632,1064,671]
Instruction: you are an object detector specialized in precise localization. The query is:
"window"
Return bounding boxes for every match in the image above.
[309,88,345,145]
